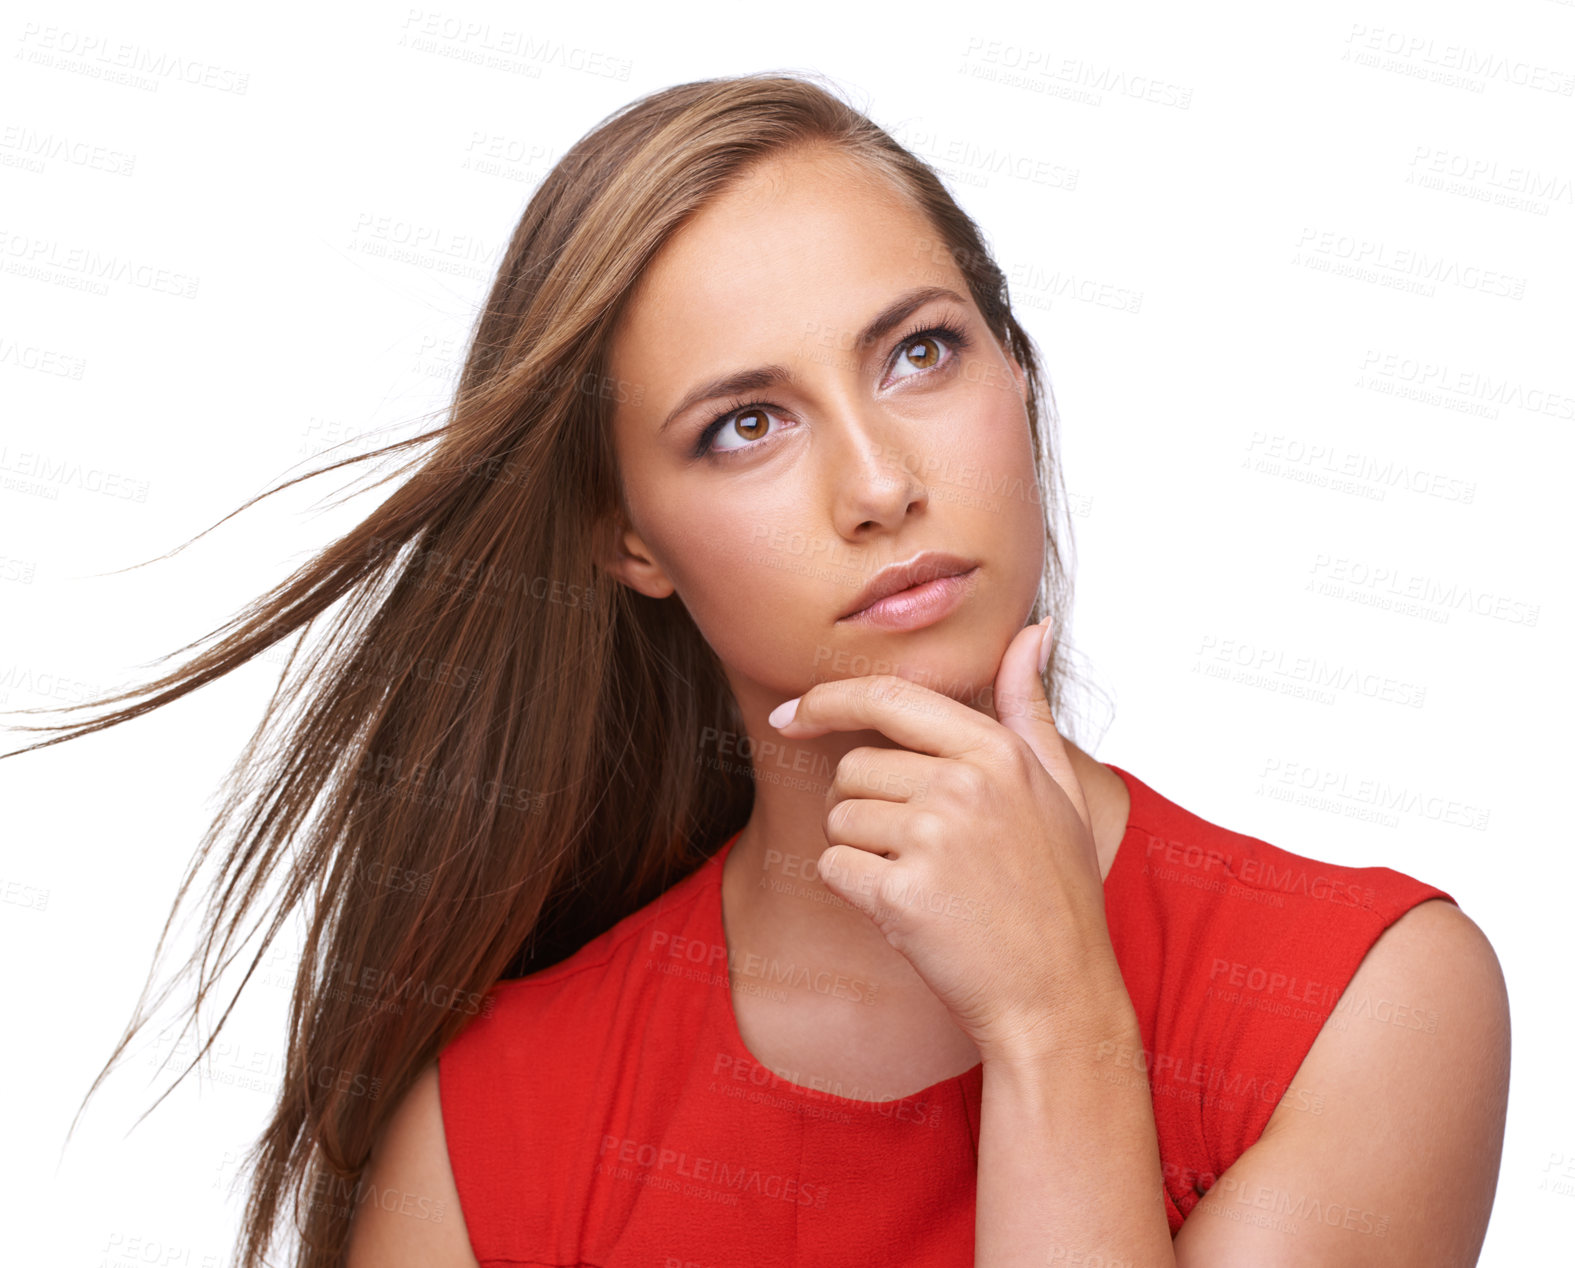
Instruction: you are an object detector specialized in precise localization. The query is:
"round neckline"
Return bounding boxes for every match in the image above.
[703,761,1147,1112]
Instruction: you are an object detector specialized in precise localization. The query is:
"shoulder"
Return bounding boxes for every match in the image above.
[1338,893,1504,1002]
[432,850,726,1255]
[346,1062,480,1267]
[1125,771,1470,1053]
[1175,898,1509,1260]
[1278,896,1509,1136]
[1110,772,1474,1202]
[1114,770,1456,965]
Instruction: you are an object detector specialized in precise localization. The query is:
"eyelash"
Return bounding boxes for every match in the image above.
[690,317,973,460]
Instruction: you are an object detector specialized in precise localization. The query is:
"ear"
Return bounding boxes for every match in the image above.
[592,506,676,600]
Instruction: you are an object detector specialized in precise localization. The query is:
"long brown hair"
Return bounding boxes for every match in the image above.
[3,70,1082,1266]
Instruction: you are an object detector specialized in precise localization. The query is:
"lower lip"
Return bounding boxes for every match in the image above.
[839,567,978,630]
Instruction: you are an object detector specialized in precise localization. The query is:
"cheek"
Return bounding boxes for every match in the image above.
[934,386,1043,551]
[644,496,825,670]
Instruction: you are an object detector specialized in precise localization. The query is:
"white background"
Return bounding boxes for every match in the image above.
[1,1,1569,1264]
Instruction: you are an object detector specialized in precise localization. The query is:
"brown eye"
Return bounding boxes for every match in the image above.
[733,409,770,441]
[703,403,791,458]
[900,335,941,371]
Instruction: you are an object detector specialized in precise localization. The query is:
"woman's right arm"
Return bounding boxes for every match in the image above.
[345,1060,481,1267]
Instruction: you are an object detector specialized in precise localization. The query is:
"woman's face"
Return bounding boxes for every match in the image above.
[601,144,1046,720]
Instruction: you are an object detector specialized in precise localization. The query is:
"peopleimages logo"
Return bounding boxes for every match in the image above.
[597,1134,831,1208]
[1342,23,1575,96]
[1292,226,1528,299]
[323,956,494,1017]
[1139,829,1379,909]
[1358,349,1575,420]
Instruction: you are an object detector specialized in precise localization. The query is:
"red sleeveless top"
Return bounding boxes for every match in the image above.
[439,764,1456,1264]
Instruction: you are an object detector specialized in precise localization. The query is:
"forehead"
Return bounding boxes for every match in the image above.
[609,146,962,383]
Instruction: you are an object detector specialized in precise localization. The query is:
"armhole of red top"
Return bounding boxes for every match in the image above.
[436,1022,495,1265]
[1217,876,1459,1176]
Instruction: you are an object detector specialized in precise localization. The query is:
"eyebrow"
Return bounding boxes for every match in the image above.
[657,284,970,434]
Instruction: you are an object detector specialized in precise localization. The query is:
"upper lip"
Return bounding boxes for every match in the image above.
[837,551,980,620]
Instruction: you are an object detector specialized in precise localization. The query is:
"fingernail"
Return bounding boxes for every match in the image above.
[768,696,800,730]
[1037,622,1053,677]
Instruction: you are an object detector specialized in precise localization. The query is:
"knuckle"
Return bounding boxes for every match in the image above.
[995,733,1033,775]
[946,762,987,799]
[912,809,945,848]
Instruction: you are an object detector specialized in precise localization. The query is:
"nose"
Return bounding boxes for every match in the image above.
[826,406,930,536]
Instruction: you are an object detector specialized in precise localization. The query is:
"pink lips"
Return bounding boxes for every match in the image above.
[839,569,978,630]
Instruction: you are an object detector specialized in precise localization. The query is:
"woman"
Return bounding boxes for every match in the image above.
[11,74,1507,1266]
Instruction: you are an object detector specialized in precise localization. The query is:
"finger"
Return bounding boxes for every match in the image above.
[817,831,974,929]
[992,621,1092,840]
[815,842,889,922]
[823,795,939,862]
[825,745,939,814]
[991,620,1059,730]
[772,674,995,760]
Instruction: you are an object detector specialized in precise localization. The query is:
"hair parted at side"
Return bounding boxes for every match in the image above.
[2,70,1082,1266]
